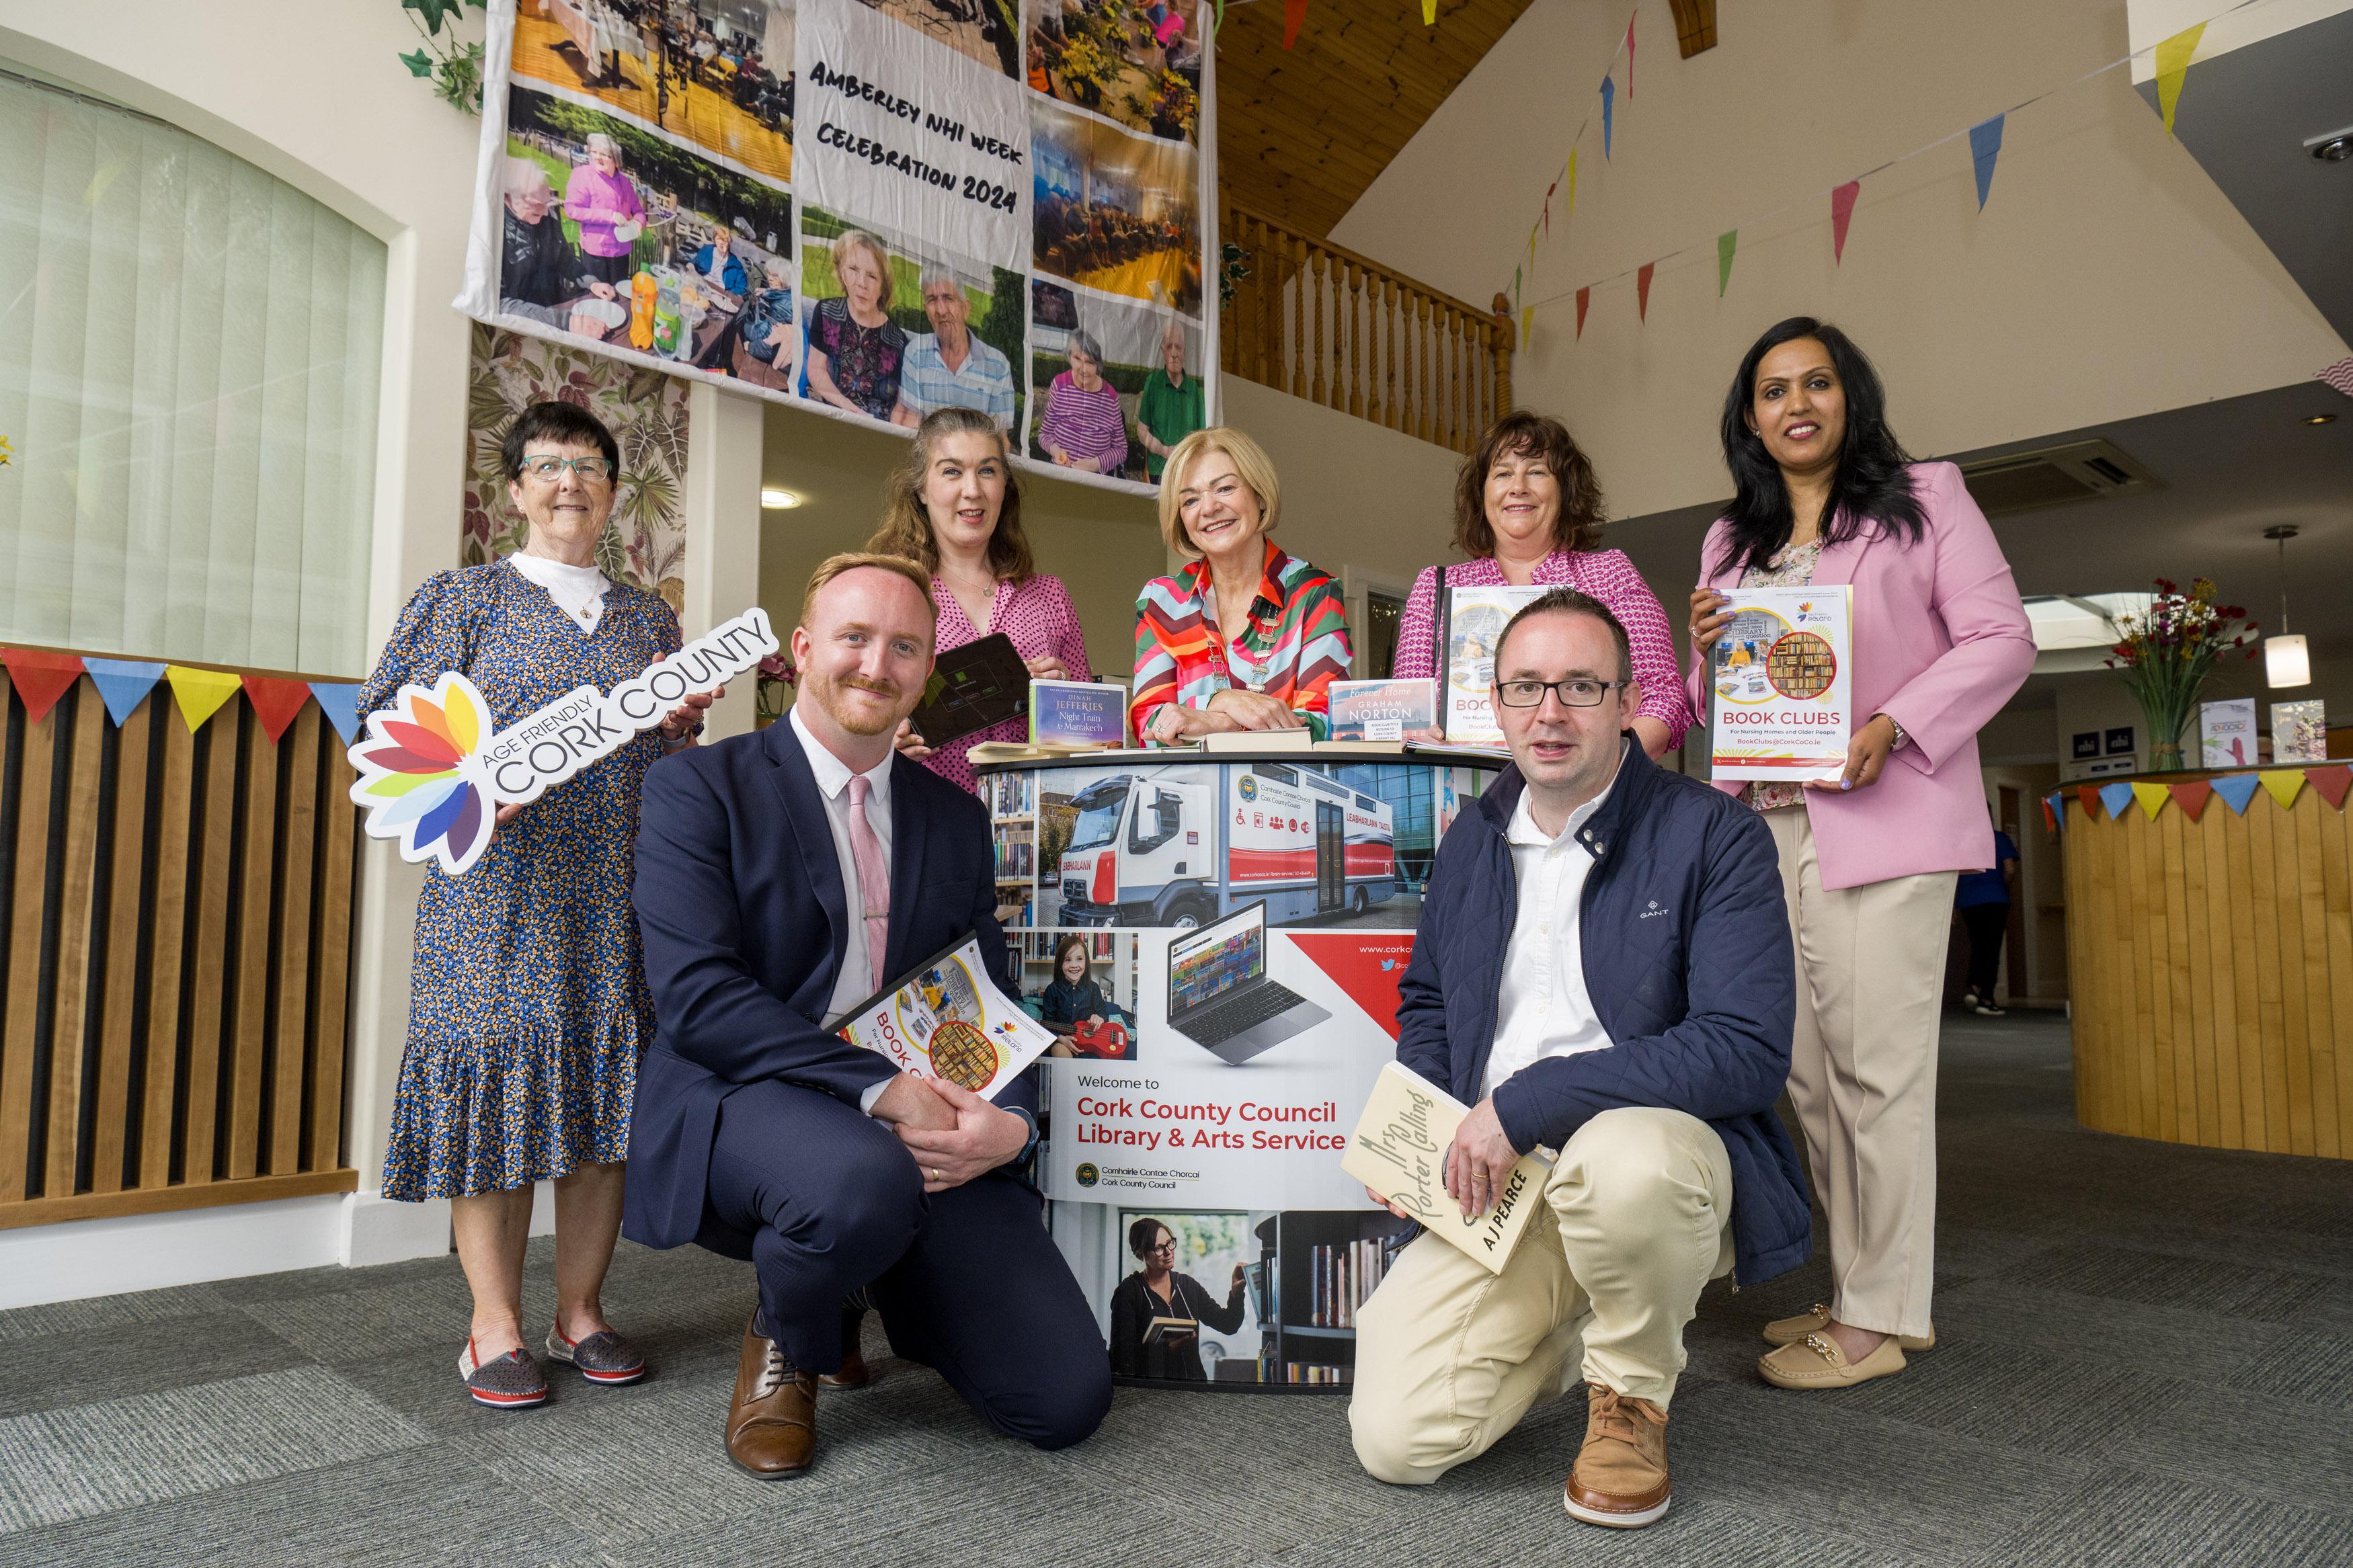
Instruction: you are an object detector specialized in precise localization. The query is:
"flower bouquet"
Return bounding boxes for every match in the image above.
[2104,578,2257,772]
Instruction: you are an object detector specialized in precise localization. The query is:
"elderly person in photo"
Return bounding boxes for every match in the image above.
[499,159,617,333]
[1037,329,1129,475]
[892,262,1016,434]
[692,224,749,298]
[564,132,646,289]
[359,401,721,1411]
[1134,319,1205,483]
[807,229,910,423]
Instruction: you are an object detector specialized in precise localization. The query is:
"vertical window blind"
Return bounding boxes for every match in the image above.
[0,65,386,677]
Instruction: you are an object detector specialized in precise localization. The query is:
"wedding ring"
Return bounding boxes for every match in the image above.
[929,1166,943,1182]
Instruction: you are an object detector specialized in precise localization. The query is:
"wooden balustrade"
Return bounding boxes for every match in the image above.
[1220,202,1513,455]
[0,669,360,1229]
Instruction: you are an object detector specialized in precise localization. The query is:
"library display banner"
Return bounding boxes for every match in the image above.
[458,0,1219,497]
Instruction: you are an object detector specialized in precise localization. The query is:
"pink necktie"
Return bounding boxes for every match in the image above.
[846,774,889,992]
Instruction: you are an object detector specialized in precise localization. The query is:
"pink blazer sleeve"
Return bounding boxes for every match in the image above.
[1581,549,1693,750]
[1874,463,2035,773]
[1390,564,1443,680]
[1685,519,1734,727]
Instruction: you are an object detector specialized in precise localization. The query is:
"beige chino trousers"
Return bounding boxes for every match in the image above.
[1764,807,1956,1342]
[1350,1107,1733,1487]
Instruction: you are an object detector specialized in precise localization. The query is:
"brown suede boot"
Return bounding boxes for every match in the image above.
[1562,1385,1672,1529]
[725,1312,817,1479]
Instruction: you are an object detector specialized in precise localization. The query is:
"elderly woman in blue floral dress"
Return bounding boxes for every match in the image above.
[361,401,719,1410]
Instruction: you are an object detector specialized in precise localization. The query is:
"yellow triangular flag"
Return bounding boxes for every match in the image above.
[2155,22,2204,136]
[1521,306,1533,347]
[165,664,244,733]
[2260,769,2305,811]
[1421,0,1435,23]
[2132,782,2169,821]
[1567,149,1578,216]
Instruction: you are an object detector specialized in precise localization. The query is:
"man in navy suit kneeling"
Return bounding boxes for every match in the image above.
[626,552,1109,1477]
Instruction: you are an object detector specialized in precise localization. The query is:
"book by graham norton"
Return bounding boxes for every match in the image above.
[1029,679,1129,747]
[1328,679,1440,742]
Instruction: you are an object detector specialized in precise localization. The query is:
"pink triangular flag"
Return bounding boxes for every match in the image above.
[1,647,85,725]
[1636,262,1654,322]
[2168,779,2212,822]
[2305,765,2352,810]
[1831,181,1860,264]
[1624,12,1635,95]
[1575,286,1591,339]
[242,675,313,745]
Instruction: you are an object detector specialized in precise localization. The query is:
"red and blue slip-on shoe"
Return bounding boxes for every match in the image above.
[547,1325,647,1386]
[458,1338,549,1409]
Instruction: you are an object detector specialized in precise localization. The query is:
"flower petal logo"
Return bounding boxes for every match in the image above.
[350,672,495,876]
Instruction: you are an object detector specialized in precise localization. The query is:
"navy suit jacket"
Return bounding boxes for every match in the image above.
[623,715,1025,1252]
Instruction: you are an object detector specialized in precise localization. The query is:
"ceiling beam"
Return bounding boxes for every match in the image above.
[1669,0,1718,57]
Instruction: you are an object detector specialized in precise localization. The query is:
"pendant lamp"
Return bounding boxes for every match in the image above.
[2263,525,2310,689]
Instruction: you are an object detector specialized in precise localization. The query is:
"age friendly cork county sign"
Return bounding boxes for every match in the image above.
[1708,585,1854,783]
[348,608,780,876]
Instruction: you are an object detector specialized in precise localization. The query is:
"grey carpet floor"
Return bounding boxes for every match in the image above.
[4,1012,2351,1567]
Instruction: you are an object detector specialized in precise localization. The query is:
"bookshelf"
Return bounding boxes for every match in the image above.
[1251,1212,1413,1387]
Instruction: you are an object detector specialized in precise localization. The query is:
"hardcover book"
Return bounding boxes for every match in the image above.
[1328,678,1440,743]
[1029,679,1129,748]
[909,632,1030,750]
[1341,1061,1551,1276]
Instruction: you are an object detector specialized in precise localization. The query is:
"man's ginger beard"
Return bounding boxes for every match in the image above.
[811,669,908,737]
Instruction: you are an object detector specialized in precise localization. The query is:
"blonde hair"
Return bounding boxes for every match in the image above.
[865,408,1034,581]
[830,229,894,313]
[797,551,937,636]
[1156,427,1281,559]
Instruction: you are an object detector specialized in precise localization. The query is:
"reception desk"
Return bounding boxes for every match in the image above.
[2060,767,2353,1161]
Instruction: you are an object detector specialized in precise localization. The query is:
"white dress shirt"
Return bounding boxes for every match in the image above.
[508,550,610,634]
[1478,753,1624,1104]
[790,707,898,1113]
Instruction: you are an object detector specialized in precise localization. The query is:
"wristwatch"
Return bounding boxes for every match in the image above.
[1881,714,1909,751]
[660,720,706,751]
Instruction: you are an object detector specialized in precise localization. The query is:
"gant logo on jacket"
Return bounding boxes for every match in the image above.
[1639,899,1671,920]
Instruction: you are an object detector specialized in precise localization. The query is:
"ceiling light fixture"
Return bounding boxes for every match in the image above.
[2307,129,2353,162]
[2303,413,2338,426]
[2262,525,2310,689]
[760,488,800,509]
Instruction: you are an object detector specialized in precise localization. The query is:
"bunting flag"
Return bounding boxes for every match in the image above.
[243,675,314,744]
[1636,262,1654,321]
[82,657,167,726]
[1283,0,1307,49]
[165,664,245,734]
[2154,22,2204,136]
[1567,149,1578,216]
[2129,781,2168,821]
[1,648,87,725]
[1544,178,1556,233]
[1969,114,2005,210]
[2075,784,2102,817]
[1831,180,1860,263]
[1716,230,1737,296]
[2168,778,2212,822]
[1624,12,1635,95]
[1422,0,1435,24]
[2098,782,2135,821]
[2259,770,2305,812]
[1600,75,1615,159]
[2306,765,2353,809]
[311,682,364,745]
[2040,792,2061,835]
[1521,306,1533,347]
[2210,774,2261,816]
[1575,286,1591,338]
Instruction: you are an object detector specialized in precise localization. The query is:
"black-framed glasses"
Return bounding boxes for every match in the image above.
[521,455,614,484]
[1147,1239,1177,1255]
[1492,677,1624,708]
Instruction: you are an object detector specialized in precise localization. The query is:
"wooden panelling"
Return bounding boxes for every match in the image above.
[0,674,360,1226]
[2063,777,2352,1160]
[1668,0,1719,58]
[1222,200,1511,454]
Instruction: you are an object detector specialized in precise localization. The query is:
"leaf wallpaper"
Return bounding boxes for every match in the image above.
[461,323,691,610]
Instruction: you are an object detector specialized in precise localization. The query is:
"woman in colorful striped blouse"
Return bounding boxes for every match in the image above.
[1393,410,1693,757]
[1131,427,1354,744]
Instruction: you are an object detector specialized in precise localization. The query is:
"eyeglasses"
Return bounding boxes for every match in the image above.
[520,455,614,484]
[1146,1240,1177,1255]
[1492,677,1625,708]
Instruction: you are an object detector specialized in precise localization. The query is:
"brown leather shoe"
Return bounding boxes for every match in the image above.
[1562,1385,1672,1529]
[725,1313,817,1479]
[818,1302,870,1389]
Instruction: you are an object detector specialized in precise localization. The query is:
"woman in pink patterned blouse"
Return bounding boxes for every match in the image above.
[1392,411,1691,757]
[868,407,1092,794]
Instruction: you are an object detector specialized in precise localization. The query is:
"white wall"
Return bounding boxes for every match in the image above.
[1331,0,2348,523]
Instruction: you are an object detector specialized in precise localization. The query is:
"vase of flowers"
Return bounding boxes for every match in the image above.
[754,653,793,729]
[2104,578,2256,771]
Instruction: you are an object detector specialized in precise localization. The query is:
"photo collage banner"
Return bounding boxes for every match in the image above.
[458,0,1218,495]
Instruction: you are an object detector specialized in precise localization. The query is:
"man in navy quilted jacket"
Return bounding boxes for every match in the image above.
[1349,589,1808,1531]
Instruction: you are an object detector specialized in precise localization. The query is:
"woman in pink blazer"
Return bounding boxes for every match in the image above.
[1685,318,2033,1393]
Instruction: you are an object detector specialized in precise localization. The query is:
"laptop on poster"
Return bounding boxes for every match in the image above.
[1166,901,1330,1064]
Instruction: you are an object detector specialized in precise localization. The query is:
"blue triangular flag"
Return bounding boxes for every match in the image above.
[1969,114,2004,210]
[2098,782,2135,821]
[2044,790,2066,834]
[81,657,166,726]
[2210,774,2261,816]
[1601,75,1616,159]
[309,682,363,745]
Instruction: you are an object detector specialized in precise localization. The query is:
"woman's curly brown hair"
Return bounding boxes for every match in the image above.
[1451,411,1607,560]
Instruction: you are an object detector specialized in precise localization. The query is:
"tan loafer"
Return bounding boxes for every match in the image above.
[1758,1331,1906,1390]
[1761,1303,1934,1352]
